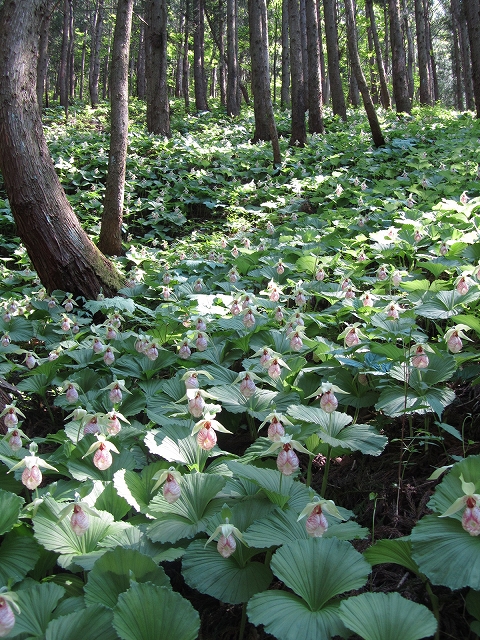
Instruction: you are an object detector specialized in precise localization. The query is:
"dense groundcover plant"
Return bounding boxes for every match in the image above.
[0,102,480,639]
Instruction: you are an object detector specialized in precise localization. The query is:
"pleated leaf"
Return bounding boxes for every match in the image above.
[67,435,136,481]
[113,461,169,513]
[0,533,41,585]
[113,582,200,640]
[227,461,293,507]
[84,547,170,608]
[0,489,23,535]
[45,603,117,640]
[271,538,371,611]
[247,591,347,640]
[144,426,212,468]
[426,455,480,516]
[182,539,273,604]
[363,537,420,575]
[11,582,65,637]
[338,592,437,640]
[411,514,480,589]
[100,522,184,563]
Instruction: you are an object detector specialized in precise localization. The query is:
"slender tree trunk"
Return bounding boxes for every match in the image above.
[344,0,385,146]
[226,0,241,115]
[67,0,75,100]
[423,0,438,101]
[193,0,209,110]
[281,0,290,108]
[0,0,123,298]
[451,0,463,110]
[389,0,411,113]
[183,0,191,112]
[248,0,281,162]
[457,0,474,110]
[306,0,324,133]
[299,0,308,105]
[37,10,52,109]
[323,0,347,120]
[218,0,227,106]
[415,0,432,105]
[98,0,134,256]
[137,15,146,99]
[175,13,185,97]
[463,0,480,118]
[318,7,328,103]
[366,9,378,104]
[89,0,104,106]
[59,0,70,109]
[79,28,88,101]
[145,0,171,136]
[288,0,307,146]
[401,0,414,100]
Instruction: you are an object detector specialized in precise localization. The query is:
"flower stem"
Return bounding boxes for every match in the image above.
[320,444,332,498]
[238,602,247,640]
[306,454,313,488]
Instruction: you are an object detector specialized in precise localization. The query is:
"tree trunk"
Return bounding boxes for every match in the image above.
[193,0,209,111]
[280,0,290,109]
[183,0,191,112]
[59,0,70,110]
[415,0,432,105]
[98,0,134,257]
[218,0,227,106]
[137,15,146,99]
[288,0,306,146]
[344,0,385,147]
[401,0,414,101]
[457,0,474,111]
[323,0,347,120]
[226,0,241,115]
[365,0,390,108]
[79,28,88,101]
[0,0,123,298]
[389,0,411,113]
[299,0,308,106]
[306,0,324,133]
[248,0,281,163]
[464,0,480,118]
[67,0,75,100]
[37,9,52,109]
[89,0,104,107]
[145,0,171,135]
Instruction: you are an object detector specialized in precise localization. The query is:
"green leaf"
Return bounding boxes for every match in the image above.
[45,603,117,640]
[67,435,136,482]
[270,537,371,610]
[0,488,23,535]
[113,462,169,513]
[247,591,347,640]
[113,582,200,640]
[227,461,293,507]
[12,582,65,637]
[338,592,437,640]
[84,547,170,609]
[144,425,213,469]
[0,533,41,586]
[182,539,273,604]
[363,537,420,574]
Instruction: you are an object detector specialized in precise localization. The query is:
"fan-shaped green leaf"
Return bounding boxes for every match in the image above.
[84,547,170,608]
[363,537,420,574]
[182,539,272,604]
[46,603,116,640]
[113,582,200,640]
[247,591,347,640]
[272,537,370,610]
[100,522,185,562]
[11,582,65,637]
[113,462,169,513]
[339,592,437,640]
[0,488,23,535]
[144,425,213,468]
[0,533,41,585]
[67,435,136,481]
[227,461,294,507]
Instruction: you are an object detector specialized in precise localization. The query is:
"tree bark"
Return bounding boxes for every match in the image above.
[37,9,52,109]
[98,0,134,257]
[193,0,209,111]
[401,0,414,100]
[323,0,347,120]
[0,0,123,298]
[344,0,385,147]
[415,0,432,105]
[389,0,411,113]
[226,0,241,115]
[59,0,71,109]
[248,0,281,163]
[137,14,146,99]
[288,0,306,146]
[145,0,171,135]
[365,0,390,109]
[280,0,290,108]
[306,0,324,133]
[89,0,104,107]
[464,0,480,118]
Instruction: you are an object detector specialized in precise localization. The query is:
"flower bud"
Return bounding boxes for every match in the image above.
[290,332,303,351]
[188,392,205,418]
[240,375,256,398]
[24,353,37,369]
[163,475,181,504]
[65,384,79,404]
[8,430,22,452]
[268,359,282,379]
[0,597,16,637]
[145,344,159,361]
[320,390,338,413]
[276,445,299,476]
[93,444,113,470]
[105,326,117,340]
[462,497,480,536]
[230,300,241,315]
[3,409,18,429]
[344,328,359,348]
[22,464,42,490]
[109,385,123,404]
[315,268,325,281]
[178,342,192,359]
[411,345,429,369]
[267,418,285,442]
[243,310,256,329]
[275,307,284,322]
[70,505,90,536]
[196,333,208,351]
[197,424,217,450]
[84,417,100,435]
[93,338,104,354]
[276,262,284,275]
[447,331,463,353]
[107,413,121,435]
[305,505,329,537]
[103,348,115,365]
[217,534,236,558]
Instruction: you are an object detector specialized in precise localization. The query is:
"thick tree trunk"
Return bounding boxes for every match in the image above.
[365,0,392,109]
[145,0,171,135]
[193,0,209,111]
[288,0,306,146]
[248,0,281,162]
[306,0,324,133]
[401,0,414,101]
[183,0,191,112]
[226,0,241,115]
[344,0,385,147]
[89,0,104,107]
[464,0,480,118]
[458,0,474,111]
[323,0,347,120]
[415,0,433,105]
[98,0,134,257]
[389,0,411,113]
[0,0,123,298]
[280,0,290,109]
[218,0,227,106]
